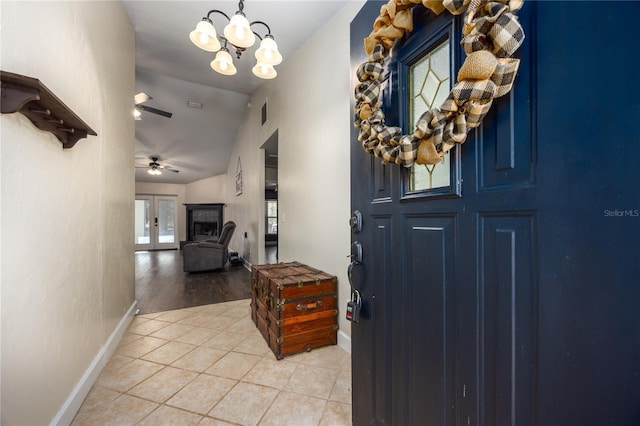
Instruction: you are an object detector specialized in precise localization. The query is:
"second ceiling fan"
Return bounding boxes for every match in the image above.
[136,156,179,175]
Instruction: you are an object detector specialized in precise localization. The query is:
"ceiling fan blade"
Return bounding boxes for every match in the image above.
[137,104,172,118]
[159,165,180,173]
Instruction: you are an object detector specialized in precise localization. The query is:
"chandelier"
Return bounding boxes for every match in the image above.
[189,0,282,79]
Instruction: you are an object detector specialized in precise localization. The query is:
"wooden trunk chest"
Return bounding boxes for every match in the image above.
[250,262,338,359]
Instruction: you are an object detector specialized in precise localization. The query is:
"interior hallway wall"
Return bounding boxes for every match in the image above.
[185,174,227,205]
[0,1,135,424]
[225,0,366,343]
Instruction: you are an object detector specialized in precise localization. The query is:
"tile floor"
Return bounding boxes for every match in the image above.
[72,298,352,426]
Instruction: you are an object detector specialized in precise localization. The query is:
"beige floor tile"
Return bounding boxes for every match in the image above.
[291,345,350,370]
[138,311,165,320]
[138,405,204,425]
[175,326,221,345]
[225,299,251,308]
[198,417,236,426]
[319,401,352,426]
[166,374,236,415]
[95,359,164,392]
[102,354,135,372]
[130,316,150,327]
[232,335,271,357]
[128,318,171,335]
[116,335,169,359]
[285,364,339,399]
[328,369,352,404]
[155,308,198,323]
[74,299,352,425]
[202,330,248,351]
[73,394,158,426]
[208,382,278,426]
[198,303,234,316]
[71,386,121,425]
[179,313,239,330]
[171,346,227,372]
[260,391,326,426]
[205,351,261,380]
[150,322,195,340]
[119,333,144,347]
[141,341,197,365]
[225,316,258,334]
[242,357,298,389]
[221,306,251,318]
[128,366,198,403]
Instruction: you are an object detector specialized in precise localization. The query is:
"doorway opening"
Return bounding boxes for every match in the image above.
[135,194,179,250]
[262,130,278,264]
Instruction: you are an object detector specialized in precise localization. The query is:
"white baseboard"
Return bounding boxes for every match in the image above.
[337,329,351,355]
[50,300,138,426]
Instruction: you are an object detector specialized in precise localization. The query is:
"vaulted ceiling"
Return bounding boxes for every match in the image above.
[123,1,348,184]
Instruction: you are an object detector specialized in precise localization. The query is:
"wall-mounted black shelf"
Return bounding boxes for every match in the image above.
[1,70,97,149]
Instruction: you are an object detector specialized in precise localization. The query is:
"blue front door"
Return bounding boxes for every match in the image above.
[349,2,640,425]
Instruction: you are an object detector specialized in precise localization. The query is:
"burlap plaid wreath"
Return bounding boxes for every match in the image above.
[354,0,525,166]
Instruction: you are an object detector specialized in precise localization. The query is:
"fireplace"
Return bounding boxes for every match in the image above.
[184,203,224,243]
[193,221,218,240]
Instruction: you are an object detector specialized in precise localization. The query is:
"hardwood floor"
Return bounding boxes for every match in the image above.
[135,250,251,314]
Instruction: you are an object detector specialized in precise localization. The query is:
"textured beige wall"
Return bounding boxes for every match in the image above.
[0,1,135,423]
[224,1,366,341]
[185,174,228,205]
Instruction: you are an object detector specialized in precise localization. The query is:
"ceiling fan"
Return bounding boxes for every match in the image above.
[136,156,180,175]
[134,92,172,120]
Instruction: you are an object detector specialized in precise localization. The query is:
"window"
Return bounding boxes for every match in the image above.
[266,200,277,235]
[408,39,451,191]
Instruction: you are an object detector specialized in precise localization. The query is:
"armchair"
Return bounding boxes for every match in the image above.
[183,221,236,272]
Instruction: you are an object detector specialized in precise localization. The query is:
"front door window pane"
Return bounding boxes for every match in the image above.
[409,39,451,191]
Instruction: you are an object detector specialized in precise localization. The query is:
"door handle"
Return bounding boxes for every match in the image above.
[154,217,158,227]
[348,240,363,264]
[347,260,362,322]
[346,241,363,322]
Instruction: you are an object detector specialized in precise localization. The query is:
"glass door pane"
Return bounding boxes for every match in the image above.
[135,196,153,250]
[156,197,177,246]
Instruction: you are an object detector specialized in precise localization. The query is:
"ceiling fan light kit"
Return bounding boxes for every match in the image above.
[189,0,281,79]
[136,156,180,176]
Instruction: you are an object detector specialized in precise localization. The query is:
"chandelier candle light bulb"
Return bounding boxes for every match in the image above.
[252,62,276,79]
[189,19,221,52]
[224,13,255,47]
[211,47,237,75]
[189,0,281,79]
[255,36,282,65]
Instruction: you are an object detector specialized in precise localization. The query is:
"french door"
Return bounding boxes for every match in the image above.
[134,195,178,250]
